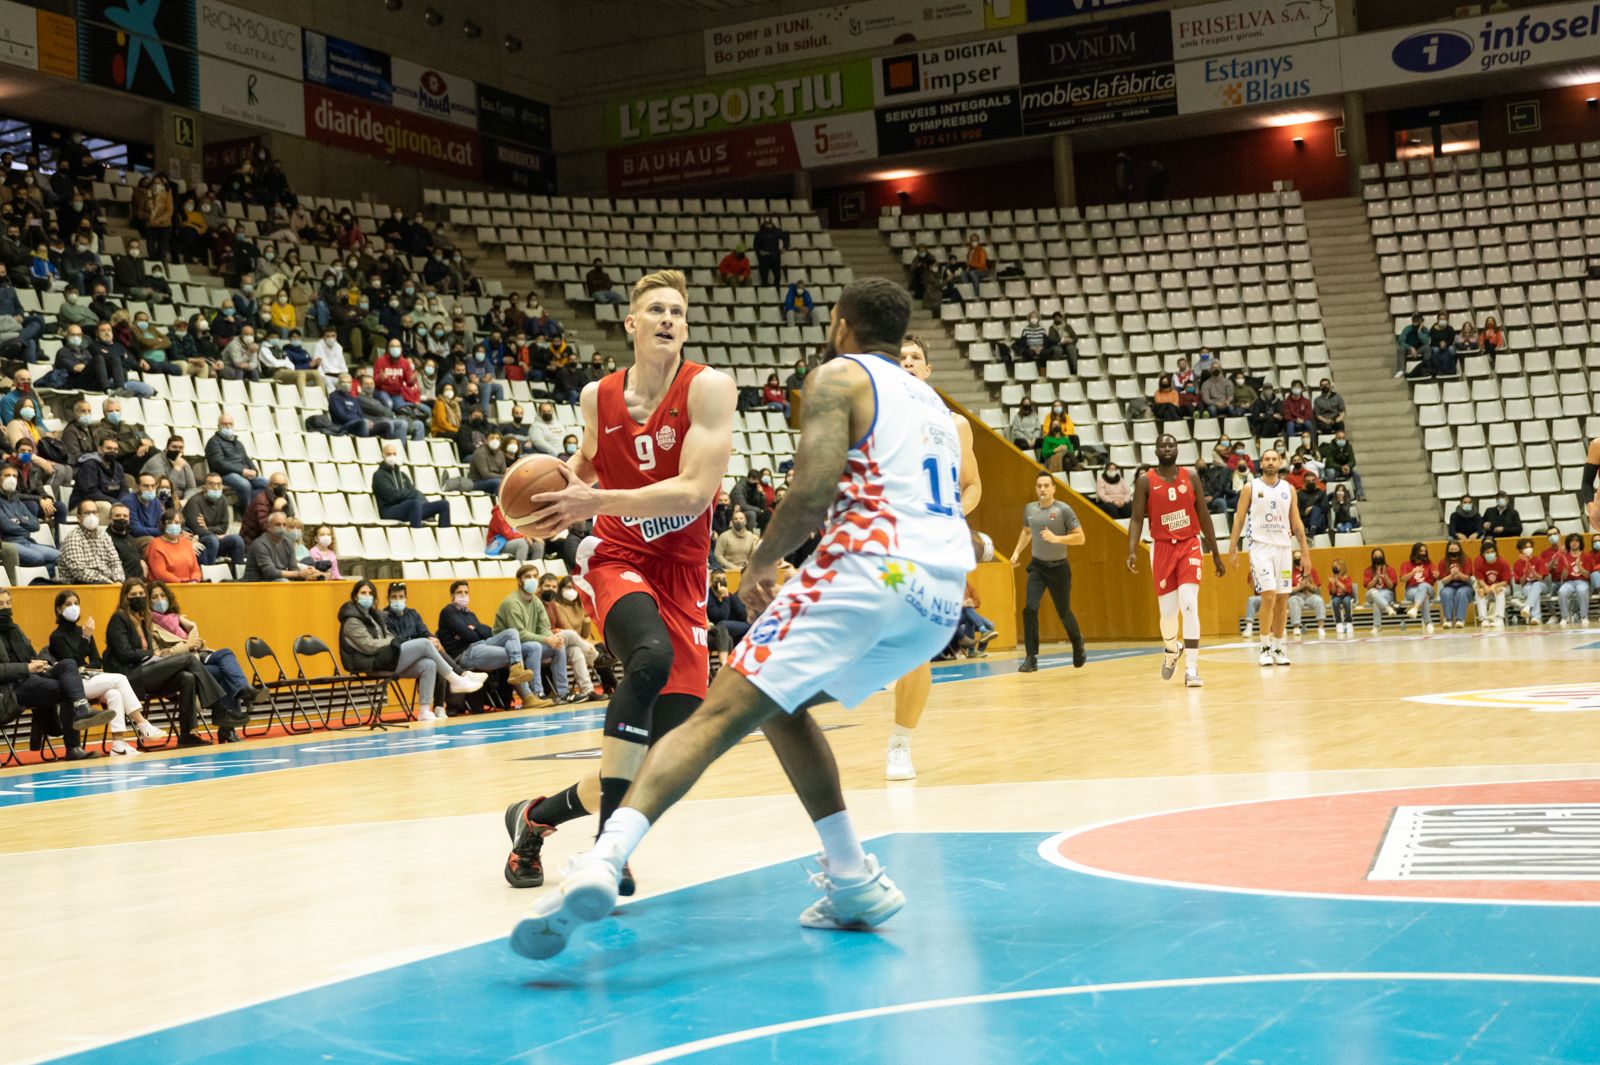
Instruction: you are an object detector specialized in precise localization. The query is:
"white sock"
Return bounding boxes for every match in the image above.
[814,810,867,876]
[891,724,913,742]
[593,807,651,869]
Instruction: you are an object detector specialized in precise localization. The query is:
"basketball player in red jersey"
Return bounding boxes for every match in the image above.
[1125,433,1226,687]
[497,269,737,893]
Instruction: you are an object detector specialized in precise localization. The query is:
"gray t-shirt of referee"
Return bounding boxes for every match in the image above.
[1024,500,1079,562]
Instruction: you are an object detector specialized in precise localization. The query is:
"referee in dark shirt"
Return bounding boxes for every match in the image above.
[1009,471,1087,672]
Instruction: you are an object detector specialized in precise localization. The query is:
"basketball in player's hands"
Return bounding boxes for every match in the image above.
[498,455,571,535]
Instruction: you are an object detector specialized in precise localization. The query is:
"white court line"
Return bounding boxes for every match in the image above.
[1037,773,1600,908]
[609,971,1600,1065]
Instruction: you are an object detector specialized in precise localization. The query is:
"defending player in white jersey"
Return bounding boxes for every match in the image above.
[1226,448,1309,666]
[510,277,975,962]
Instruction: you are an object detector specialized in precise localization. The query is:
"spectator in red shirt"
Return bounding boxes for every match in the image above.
[1401,542,1436,631]
[1281,380,1313,435]
[1473,537,1512,626]
[372,341,418,411]
[762,372,790,421]
[1539,526,1562,569]
[1581,533,1600,596]
[486,503,540,564]
[1286,548,1325,636]
[1362,547,1399,632]
[1328,559,1355,633]
[1511,536,1546,625]
[1552,532,1590,625]
[1436,540,1476,627]
[718,245,751,287]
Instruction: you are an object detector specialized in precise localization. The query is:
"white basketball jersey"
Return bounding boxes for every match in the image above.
[1247,476,1294,547]
[814,353,976,574]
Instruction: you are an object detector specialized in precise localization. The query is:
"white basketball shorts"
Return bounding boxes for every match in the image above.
[728,552,967,713]
[1250,543,1295,594]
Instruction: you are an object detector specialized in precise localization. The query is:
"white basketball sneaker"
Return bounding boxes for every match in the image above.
[884,739,916,781]
[1271,646,1291,666]
[799,854,905,930]
[1160,642,1181,681]
[509,852,621,960]
[1184,668,1203,688]
[1258,648,1273,666]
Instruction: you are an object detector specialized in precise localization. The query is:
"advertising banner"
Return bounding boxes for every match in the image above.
[1019,63,1176,132]
[390,56,475,129]
[607,123,803,194]
[1171,0,1340,59]
[874,37,1018,105]
[1018,11,1173,82]
[477,84,552,151]
[36,8,75,78]
[1175,38,1342,113]
[792,109,878,167]
[76,7,200,105]
[196,0,300,78]
[608,59,872,145]
[704,0,988,75]
[198,54,304,135]
[1340,0,1600,90]
[0,0,37,70]
[1025,0,1165,18]
[302,29,390,104]
[303,82,480,180]
[876,88,1022,155]
[482,136,556,194]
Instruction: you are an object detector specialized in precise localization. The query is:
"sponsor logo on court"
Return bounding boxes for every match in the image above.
[1370,804,1600,880]
[1406,684,1600,712]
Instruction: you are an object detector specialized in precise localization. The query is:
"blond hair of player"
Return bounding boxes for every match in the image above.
[886,334,980,781]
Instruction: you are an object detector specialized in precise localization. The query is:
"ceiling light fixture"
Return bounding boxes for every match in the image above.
[462,18,481,38]
[504,34,523,53]
[422,6,443,27]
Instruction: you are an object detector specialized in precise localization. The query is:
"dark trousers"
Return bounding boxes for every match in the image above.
[380,497,451,528]
[199,532,246,572]
[710,619,750,654]
[16,659,87,747]
[1023,558,1083,657]
[757,253,781,287]
[126,652,225,736]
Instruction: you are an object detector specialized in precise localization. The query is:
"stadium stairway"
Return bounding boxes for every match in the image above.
[1302,198,1441,541]
[829,229,990,413]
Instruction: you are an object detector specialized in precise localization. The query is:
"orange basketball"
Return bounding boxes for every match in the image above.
[498,454,570,532]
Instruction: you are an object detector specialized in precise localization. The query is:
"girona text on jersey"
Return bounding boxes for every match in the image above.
[620,513,699,541]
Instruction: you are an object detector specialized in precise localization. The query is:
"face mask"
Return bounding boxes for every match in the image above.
[560,588,579,603]
[761,476,772,486]
[126,596,145,612]
[220,428,235,440]
[383,454,400,467]
[288,529,302,543]
[15,452,28,464]
[150,597,169,614]
[62,603,80,623]
[164,523,180,538]
[539,588,556,602]
[68,335,83,348]
[111,518,130,533]
[389,599,406,613]
[0,608,12,625]
[453,594,469,608]
[1550,534,1560,544]
[1485,551,1497,562]
[1460,503,1473,513]
[0,477,15,493]
[563,442,578,456]
[356,594,374,610]
[488,439,502,451]
[521,577,539,595]
[80,513,98,531]
[1291,387,1302,396]
[138,490,155,503]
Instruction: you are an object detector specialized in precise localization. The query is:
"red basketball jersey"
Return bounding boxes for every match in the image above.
[1145,467,1201,544]
[589,359,713,565]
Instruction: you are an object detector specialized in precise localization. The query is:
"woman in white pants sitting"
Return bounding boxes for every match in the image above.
[542,573,602,699]
[48,590,161,755]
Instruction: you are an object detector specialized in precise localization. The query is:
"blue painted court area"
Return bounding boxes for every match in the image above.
[57,832,1600,1064]
[0,649,1148,809]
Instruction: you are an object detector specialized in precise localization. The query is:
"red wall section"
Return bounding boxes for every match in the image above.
[1075,119,1349,203]
[817,159,1058,226]
[1479,81,1600,153]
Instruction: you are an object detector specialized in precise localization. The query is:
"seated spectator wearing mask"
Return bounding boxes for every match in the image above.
[1551,532,1590,626]
[0,368,47,451]
[542,572,602,699]
[0,586,110,760]
[494,566,576,706]
[1040,405,1076,465]
[1474,538,1511,627]
[486,502,542,562]
[106,503,145,579]
[1447,495,1481,539]
[469,430,507,495]
[437,579,537,699]
[58,500,123,584]
[1281,381,1313,436]
[144,508,204,583]
[374,443,452,528]
[119,472,164,550]
[1481,493,1522,539]
[0,462,57,573]
[1151,375,1181,422]
[1095,463,1132,520]
[1199,367,1237,417]
[1511,537,1546,625]
[1327,560,1355,635]
[1401,542,1436,632]
[1286,548,1325,636]
[243,511,323,581]
[145,580,265,741]
[1435,540,1476,629]
[527,401,563,456]
[1008,399,1041,454]
[240,471,293,545]
[182,472,246,578]
[1362,548,1398,632]
[705,570,749,657]
[50,589,161,753]
[342,579,484,723]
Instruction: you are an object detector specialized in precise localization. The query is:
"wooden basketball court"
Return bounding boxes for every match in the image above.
[6,622,1599,1063]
